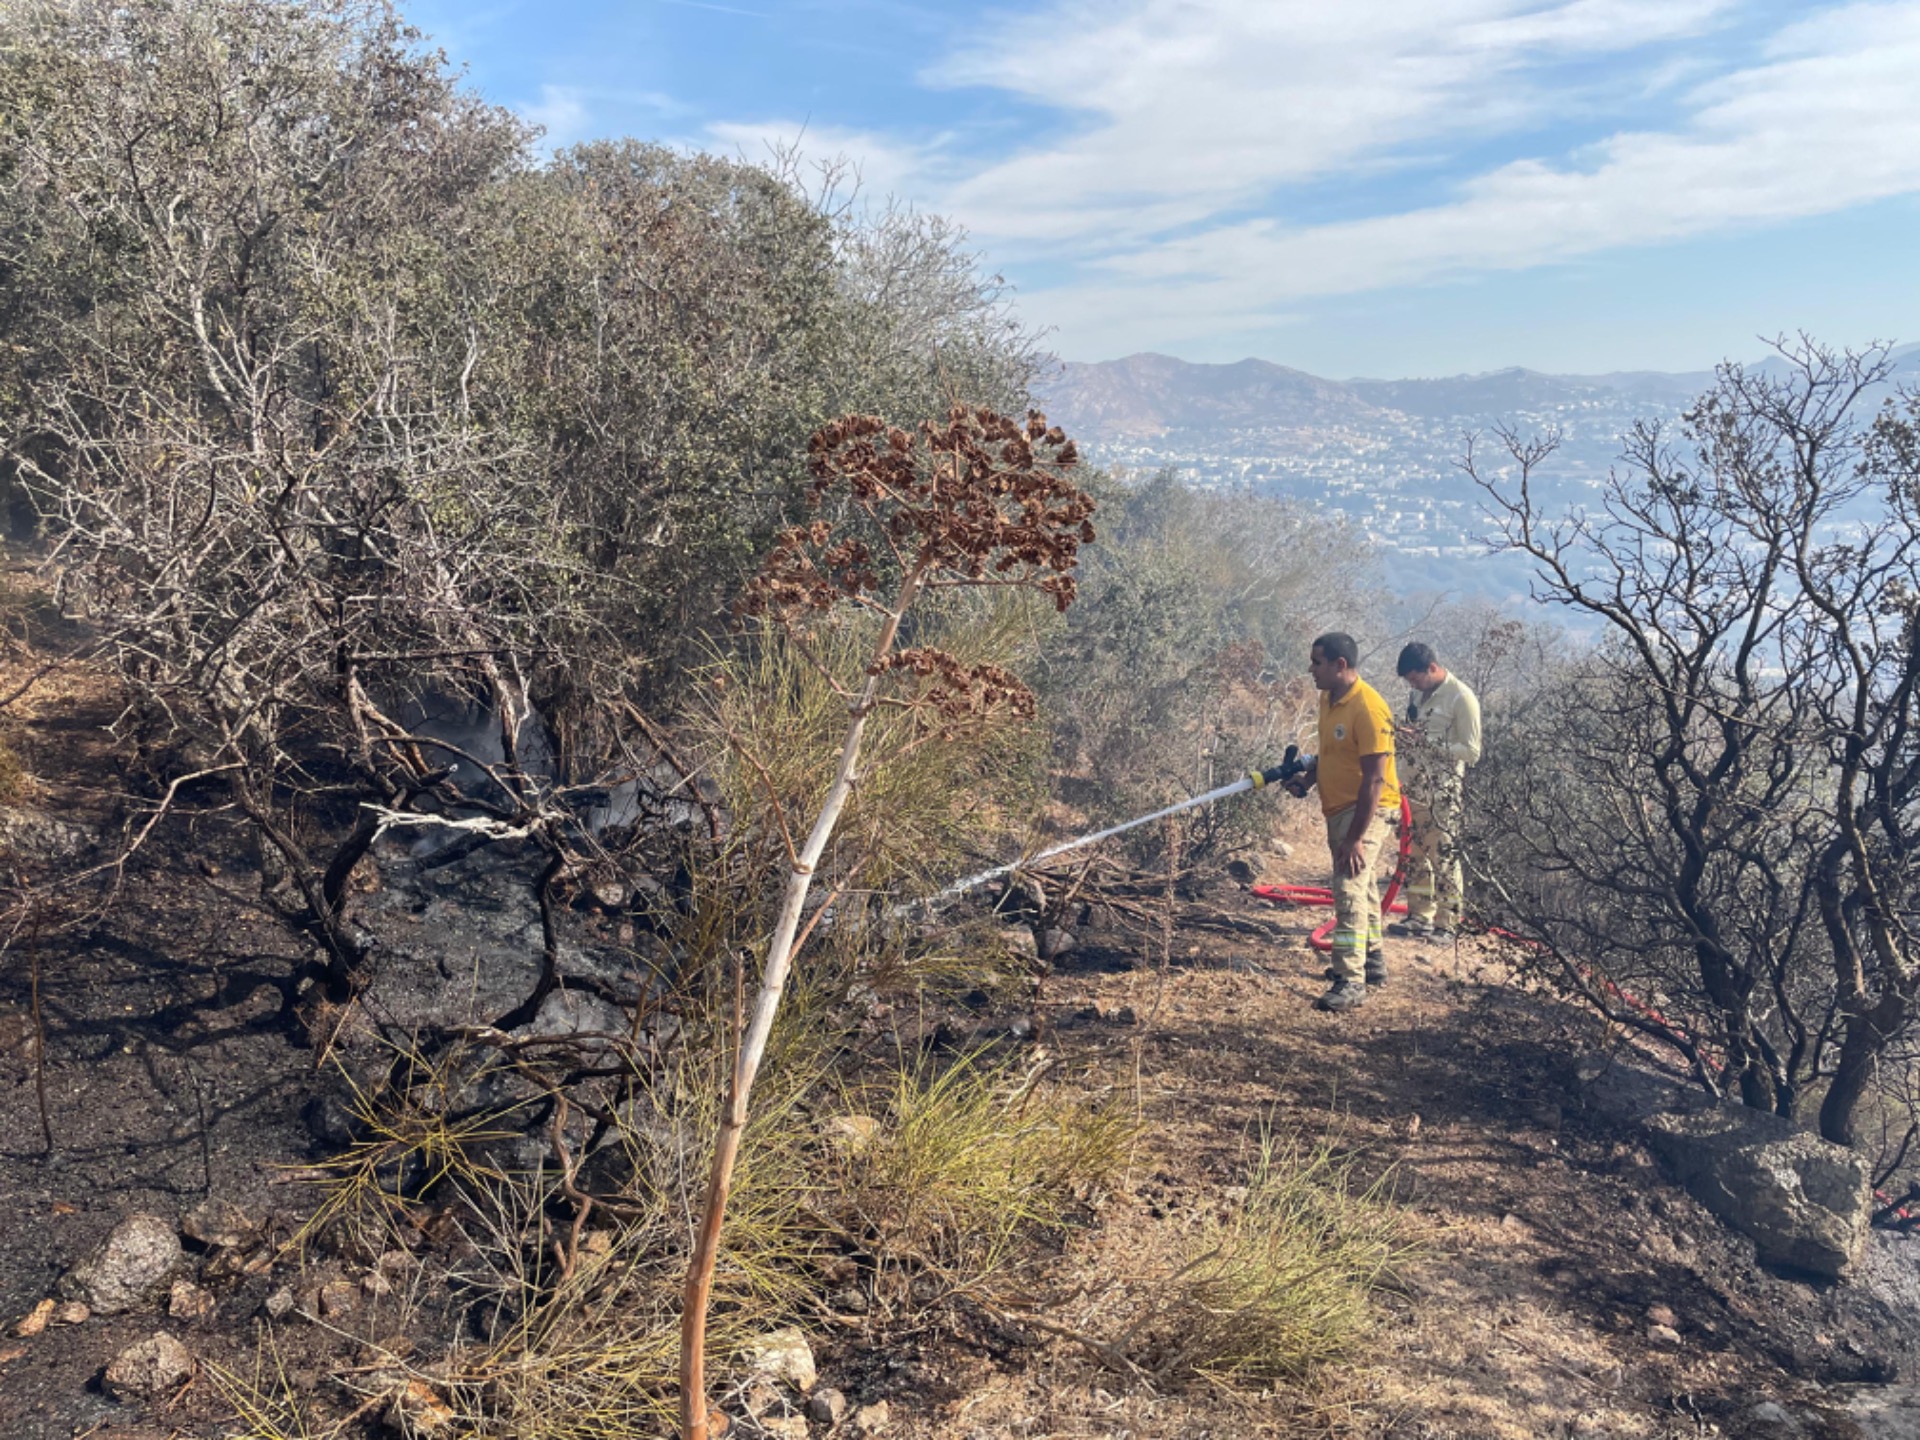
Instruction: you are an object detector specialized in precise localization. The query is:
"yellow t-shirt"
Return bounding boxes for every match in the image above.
[1316,678,1401,817]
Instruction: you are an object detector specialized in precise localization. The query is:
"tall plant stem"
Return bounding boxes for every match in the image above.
[678,564,927,1440]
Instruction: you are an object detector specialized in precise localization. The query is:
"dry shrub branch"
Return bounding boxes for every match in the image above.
[679,404,1093,1438]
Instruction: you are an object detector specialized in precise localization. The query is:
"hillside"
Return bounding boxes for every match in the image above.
[6,780,1920,1439]
[1032,354,1387,437]
[1041,346,1920,442]
[1035,345,1920,606]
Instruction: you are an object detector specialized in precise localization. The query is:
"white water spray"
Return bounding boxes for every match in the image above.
[917,772,1265,911]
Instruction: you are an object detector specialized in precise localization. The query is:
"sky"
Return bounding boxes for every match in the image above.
[408,0,1920,378]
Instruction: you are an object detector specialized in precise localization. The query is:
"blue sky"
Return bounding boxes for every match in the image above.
[409,0,1920,378]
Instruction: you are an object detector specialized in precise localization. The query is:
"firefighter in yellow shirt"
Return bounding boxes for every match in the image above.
[1283,632,1402,1012]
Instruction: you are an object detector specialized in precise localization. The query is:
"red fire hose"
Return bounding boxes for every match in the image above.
[1250,792,1415,951]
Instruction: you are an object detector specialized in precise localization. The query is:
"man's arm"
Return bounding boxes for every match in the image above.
[1448,686,1483,766]
[1334,752,1389,875]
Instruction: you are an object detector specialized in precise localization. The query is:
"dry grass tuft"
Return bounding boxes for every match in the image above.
[438,1026,832,1438]
[1140,1127,1413,1384]
[203,1334,329,1439]
[291,1047,533,1257]
[836,1047,1138,1293]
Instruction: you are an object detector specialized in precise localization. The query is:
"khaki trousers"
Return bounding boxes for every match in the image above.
[1324,805,1397,983]
[1404,787,1463,928]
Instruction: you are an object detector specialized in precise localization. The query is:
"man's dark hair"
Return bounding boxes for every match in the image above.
[1397,641,1437,677]
[1311,632,1359,669]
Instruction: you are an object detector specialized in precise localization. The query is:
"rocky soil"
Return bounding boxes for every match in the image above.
[4,573,1920,1438]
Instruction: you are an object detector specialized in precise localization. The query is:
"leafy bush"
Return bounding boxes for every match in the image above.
[0,0,1049,1026]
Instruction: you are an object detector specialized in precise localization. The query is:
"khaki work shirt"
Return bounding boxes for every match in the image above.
[1402,673,1482,791]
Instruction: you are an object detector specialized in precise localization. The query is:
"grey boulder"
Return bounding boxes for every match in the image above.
[1849,1384,1920,1438]
[1583,1061,1869,1279]
[103,1331,194,1399]
[59,1214,184,1315]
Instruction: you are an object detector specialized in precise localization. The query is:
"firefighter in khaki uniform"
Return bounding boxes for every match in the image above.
[1283,632,1401,1012]
[1387,643,1481,941]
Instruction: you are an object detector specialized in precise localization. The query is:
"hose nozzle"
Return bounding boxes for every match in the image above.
[1251,743,1310,789]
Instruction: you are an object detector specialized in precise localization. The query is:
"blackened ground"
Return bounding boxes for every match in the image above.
[2,647,1919,1440]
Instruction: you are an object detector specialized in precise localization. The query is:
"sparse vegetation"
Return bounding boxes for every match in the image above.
[15,3,1914,1439]
[836,1048,1138,1294]
[1040,469,1377,865]
[1141,1128,1410,1383]
[1468,340,1920,1152]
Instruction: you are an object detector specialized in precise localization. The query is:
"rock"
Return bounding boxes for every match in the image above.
[263,1287,296,1320]
[181,1198,256,1250]
[1039,928,1076,960]
[304,1091,364,1149]
[1849,1384,1920,1438]
[318,1279,359,1318]
[1004,1015,1034,1042]
[0,807,93,865]
[167,1279,214,1321]
[740,1379,782,1418]
[821,1115,880,1157]
[1584,1062,1869,1278]
[747,1326,816,1391]
[11,1299,53,1337]
[52,1301,89,1326]
[996,926,1040,964]
[511,989,631,1065]
[1744,1400,1802,1435]
[103,1332,193,1399]
[854,1399,891,1434]
[828,1285,869,1315]
[386,1378,456,1434]
[1645,1107,1869,1278]
[1648,1322,1682,1347]
[808,1388,849,1425]
[761,1417,807,1440]
[58,1214,184,1314]
[1647,1303,1678,1329]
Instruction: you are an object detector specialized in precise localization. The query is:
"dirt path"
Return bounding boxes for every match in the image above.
[848,833,1920,1440]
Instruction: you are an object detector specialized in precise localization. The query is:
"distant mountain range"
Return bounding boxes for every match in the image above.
[1035,345,1918,610]
[1039,347,1917,442]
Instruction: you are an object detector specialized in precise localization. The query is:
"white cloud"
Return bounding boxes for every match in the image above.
[1026,1,1920,352]
[694,1,1920,358]
[925,0,1738,248]
[519,85,594,150]
[520,85,694,154]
